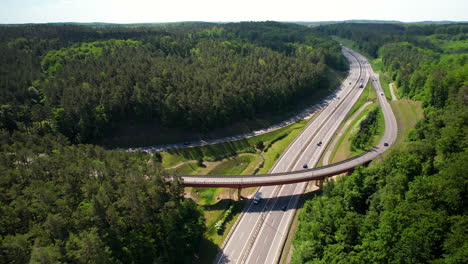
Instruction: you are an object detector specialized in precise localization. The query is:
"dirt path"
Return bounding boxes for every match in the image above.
[166,160,196,169]
[389,83,398,101]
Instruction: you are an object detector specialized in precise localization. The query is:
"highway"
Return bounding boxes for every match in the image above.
[181,49,397,188]
[197,46,398,264]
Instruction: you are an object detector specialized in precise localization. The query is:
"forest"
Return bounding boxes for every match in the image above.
[0,22,345,144]
[0,131,205,263]
[292,23,467,263]
[0,22,344,263]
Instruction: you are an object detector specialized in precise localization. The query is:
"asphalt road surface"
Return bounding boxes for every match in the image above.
[213,47,388,264]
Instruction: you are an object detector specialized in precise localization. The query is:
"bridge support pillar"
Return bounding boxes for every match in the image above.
[318,178,324,189]
[237,187,242,201]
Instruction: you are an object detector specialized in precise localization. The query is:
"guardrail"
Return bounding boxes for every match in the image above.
[178,47,396,188]
[182,147,375,179]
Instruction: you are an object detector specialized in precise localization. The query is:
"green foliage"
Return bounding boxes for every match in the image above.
[0,22,343,144]
[0,132,205,263]
[350,107,380,151]
[255,141,265,150]
[293,22,468,264]
[214,205,234,234]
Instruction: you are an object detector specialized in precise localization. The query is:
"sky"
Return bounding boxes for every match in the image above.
[1,0,467,24]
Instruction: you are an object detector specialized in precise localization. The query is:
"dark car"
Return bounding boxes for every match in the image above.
[381,93,384,96]
[317,141,322,146]
[281,205,287,211]
[303,164,308,169]
[384,142,389,146]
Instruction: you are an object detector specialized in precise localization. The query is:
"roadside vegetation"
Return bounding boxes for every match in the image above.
[0,134,205,263]
[350,106,381,151]
[181,119,310,262]
[293,23,467,263]
[0,21,347,264]
[322,79,383,165]
[0,22,346,146]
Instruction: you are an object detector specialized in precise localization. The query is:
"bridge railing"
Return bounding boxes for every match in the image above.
[181,147,379,180]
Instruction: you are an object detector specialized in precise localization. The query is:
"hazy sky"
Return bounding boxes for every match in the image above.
[1,0,467,24]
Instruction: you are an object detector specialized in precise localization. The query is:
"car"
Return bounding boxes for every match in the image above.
[337,97,340,99]
[349,82,351,85]
[281,205,287,211]
[303,164,308,169]
[317,141,322,146]
[253,192,262,204]
[384,142,389,146]
[381,93,384,96]
[359,83,364,88]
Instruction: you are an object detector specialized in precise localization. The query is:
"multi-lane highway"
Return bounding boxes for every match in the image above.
[181,48,397,189]
[193,46,398,264]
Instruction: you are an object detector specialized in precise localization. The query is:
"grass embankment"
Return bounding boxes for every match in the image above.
[185,119,310,263]
[161,119,308,168]
[169,63,343,264]
[390,100,424,145]
[329,104,384,163]
[208,153,263,175]
[167,161,204,175]
[321,80,384,164]
[344,79,375,120]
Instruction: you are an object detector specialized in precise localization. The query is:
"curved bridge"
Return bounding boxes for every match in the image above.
[182,145,384,188]
[180,48,398,188]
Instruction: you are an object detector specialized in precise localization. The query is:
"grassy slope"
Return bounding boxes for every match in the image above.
[344,80,372,120]
[329,104,384,163]
[193,119,310,263]
[321,79,377,164]
[390,100,424,145]
[167,161,204,175]
[170,57,345,264]
[160,119,309,168]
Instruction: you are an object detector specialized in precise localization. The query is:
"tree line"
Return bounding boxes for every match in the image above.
[0,21,345,263]
[0,22,345,144]
[0,131,205,263]
[292,23,467,263]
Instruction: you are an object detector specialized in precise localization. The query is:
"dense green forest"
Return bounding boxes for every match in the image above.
[0,131,205,263]
[0,21,347,263]
[292,23,467,263]
[0,22,345,143]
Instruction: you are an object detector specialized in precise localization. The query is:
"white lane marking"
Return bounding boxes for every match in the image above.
[216,186,273,264]
[235,185,280,263]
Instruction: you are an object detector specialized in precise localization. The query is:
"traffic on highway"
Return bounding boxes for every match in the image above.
[206,47,397,264]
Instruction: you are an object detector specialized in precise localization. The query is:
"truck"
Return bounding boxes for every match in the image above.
[253,192,262,204]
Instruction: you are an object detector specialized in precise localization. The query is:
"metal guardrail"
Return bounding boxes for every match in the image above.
[181,147,377,181]
[180,48,397,187]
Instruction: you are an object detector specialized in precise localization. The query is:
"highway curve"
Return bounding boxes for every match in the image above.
[181,48,397,188]
[196,47,397,264]
[182,48,397,263]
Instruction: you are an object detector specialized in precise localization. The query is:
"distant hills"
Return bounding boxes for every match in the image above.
[292,20,467,26]
[2,20,467,26]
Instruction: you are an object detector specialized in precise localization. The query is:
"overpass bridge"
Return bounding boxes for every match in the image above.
[180,51,398,188]
[181,144,384,188]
